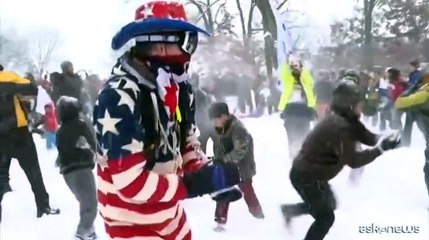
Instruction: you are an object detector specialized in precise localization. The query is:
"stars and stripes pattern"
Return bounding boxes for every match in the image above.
[93,72,203,239]
[135,1,188,21]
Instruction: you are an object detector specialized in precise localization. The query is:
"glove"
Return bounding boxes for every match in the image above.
[376,132,401,152]
[210,186,243,203]
[183,161,241,199]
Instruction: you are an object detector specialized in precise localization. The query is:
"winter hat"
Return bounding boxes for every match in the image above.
[56,96,81,123]
[111,1,210,51]
[208,102,230,119]
[331,79,362,112]
[410,59,420,68]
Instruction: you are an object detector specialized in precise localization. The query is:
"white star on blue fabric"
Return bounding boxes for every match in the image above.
[109,80,122,89]
[115,89,135,113]
[97,109,121,135]
[122,138,144,154]
[122,79,140,98]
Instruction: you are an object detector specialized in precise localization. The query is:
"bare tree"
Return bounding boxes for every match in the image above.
[29,30,60,79]
[186,0,226,34]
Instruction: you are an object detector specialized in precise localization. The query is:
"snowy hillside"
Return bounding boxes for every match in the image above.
[1,95,429,239]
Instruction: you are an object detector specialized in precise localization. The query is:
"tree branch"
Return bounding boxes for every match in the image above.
[188,0,211,32]
[235,0,247,47]
[214,2,226,21]
[276,0,288,10]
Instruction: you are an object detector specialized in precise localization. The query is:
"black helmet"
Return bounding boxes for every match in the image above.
[0,64,3,71]
[343,69,360,83]
[331,79,362,112]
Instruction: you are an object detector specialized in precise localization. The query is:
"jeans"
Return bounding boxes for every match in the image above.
[45,131,56,149]
[214,179,264,224]
[63,168,97,236]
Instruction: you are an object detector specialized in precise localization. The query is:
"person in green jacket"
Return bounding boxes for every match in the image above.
[395,83,429,199]
[278,58,316,158]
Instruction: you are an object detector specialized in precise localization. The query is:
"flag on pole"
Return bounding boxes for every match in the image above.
[269,0,294,90]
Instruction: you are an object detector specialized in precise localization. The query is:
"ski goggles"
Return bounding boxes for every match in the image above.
[135,31,199,55]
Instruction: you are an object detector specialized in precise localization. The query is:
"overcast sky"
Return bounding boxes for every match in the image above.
[0,0,355,74]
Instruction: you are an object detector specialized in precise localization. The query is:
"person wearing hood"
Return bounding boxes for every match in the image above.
[280,79,401,240]
[93,1,241,239]
[56,96,98,240]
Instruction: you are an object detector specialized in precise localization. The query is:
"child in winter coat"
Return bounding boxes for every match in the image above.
[55,96,97,240]
[208,102,264,231]
[43,103,58,149]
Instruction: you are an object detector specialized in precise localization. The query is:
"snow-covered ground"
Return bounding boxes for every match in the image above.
[2,94,429,239]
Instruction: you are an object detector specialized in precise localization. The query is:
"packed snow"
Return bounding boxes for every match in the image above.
[1,94,428,240]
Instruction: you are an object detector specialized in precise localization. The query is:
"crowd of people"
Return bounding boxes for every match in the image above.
[0,1,428,240]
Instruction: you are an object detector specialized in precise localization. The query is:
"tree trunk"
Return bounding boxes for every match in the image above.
[255,0,278,77]
[363,0,374,69]
[246,1,256,41]
[235,0,247,48]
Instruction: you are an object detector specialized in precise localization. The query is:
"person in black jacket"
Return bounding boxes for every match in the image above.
[280,79,401,240]
[56,96,97,240]
[0,69,59,221]
[50,61,84,105]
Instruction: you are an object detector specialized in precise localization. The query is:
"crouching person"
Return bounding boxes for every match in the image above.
[209,102,265,231]
[56,96,97,240]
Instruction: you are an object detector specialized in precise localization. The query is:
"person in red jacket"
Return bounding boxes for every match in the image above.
[387,68,406,130]
[43,103,58,149]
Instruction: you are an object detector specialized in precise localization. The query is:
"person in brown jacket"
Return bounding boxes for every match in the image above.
[208,102,264,231]
[280,79,401,240]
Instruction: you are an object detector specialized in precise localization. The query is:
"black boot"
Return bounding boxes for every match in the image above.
[37,206,60,218]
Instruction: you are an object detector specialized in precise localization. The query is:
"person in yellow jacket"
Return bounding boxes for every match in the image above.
[395,83,429,200]
[0,66,59,222]
[277,58,316,158]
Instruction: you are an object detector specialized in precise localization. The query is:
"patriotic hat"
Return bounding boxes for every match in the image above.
[111,1,210,51]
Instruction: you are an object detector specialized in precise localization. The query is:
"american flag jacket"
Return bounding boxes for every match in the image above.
[93,54,205,239]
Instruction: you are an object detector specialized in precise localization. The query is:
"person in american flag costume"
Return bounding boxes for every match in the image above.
[93,1,242,239]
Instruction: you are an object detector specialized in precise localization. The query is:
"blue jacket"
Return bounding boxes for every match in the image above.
[405,70,425,93]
